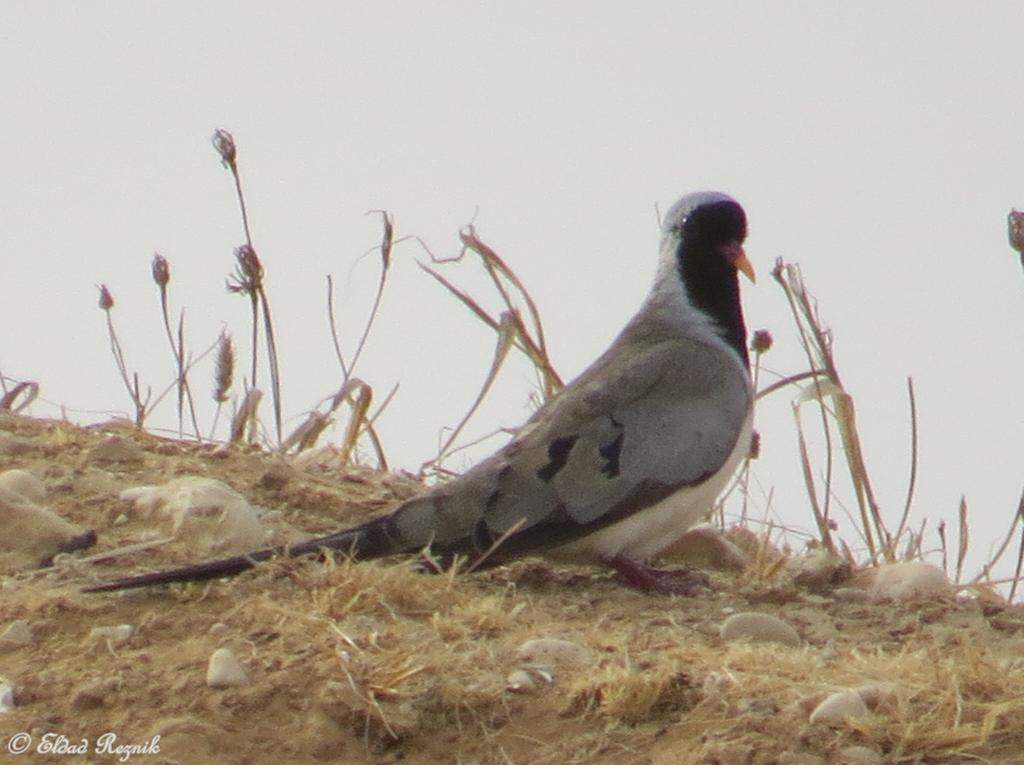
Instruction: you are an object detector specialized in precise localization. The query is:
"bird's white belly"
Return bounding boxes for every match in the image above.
[550,412,753,562]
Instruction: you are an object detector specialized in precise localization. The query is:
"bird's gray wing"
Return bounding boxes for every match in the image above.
[384,333,752,561]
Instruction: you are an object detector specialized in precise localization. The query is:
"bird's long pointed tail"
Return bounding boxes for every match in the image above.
[82,524,375,593]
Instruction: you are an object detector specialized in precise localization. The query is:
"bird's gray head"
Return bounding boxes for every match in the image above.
[660,190,753,282]
[661,191,740,234]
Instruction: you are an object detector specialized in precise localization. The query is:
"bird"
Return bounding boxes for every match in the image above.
[83,191,755,595]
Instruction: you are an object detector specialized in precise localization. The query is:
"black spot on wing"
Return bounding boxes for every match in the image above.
[537,435,578,482]
[485,488,502,511]
[598,417,624,478]
[472,517,497,552]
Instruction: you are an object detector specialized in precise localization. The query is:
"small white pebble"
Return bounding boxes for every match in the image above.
[666,526,747,570]
[870,561,950,601]
[506,667,552,694]
[514,638,592,670]
[853,683,897,708]
[206,647,249,688]
[0,682,14,713]
[720,612,801,647]
[1,619,34,645]
[120,476,268,554]
[88,624,134,647]
[789,549,850,590]
[809,689,870,725]
[0,469,46,502]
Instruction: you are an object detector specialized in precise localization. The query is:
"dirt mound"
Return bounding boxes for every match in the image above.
[2,413,1023,764]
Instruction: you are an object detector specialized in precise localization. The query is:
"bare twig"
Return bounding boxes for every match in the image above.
[346,211,393,382]
[938,520,949,577]
[227,245,282,445]
[792,399,835,553]
[336,379,374,467]
[214,130,282,446]
[422,312,516,474]
[772,262,839,549]
[973,487,1024,588]
[151,254,201,439]
[894,377,919,544]
[755,369,830,400]
[772,260,892,562]
[212,129,252,246]
[256,274,283,446]
[463,517,528,574]
[97,284,150,427]
[1008,488,1024,602]
[229,388,263,445]
[360,381,399,470]
[955,496,969,584]
[326,274,350,377]
[0,381,39,413]
[227,243,262,390]
[416,227,563,399]
[460,227,562,398]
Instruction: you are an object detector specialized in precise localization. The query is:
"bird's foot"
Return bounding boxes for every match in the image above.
[604,555,709,595]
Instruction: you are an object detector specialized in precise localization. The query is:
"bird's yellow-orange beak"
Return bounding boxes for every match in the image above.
[722,241,756,283]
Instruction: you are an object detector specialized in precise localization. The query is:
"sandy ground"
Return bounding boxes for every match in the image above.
[2,412,1024,765]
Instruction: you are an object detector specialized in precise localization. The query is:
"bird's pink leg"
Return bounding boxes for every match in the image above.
[604,555,709,595]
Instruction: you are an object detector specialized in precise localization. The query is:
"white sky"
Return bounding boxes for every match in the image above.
[2,3,1022,586]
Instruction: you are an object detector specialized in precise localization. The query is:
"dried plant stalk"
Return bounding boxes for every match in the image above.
[417,225,563,400]
[335,379,374,467]
[206,332,234,439]
[422,312,517,473]
[791,398,835,553]
[226,245,282,446]
[1009,489,1024,602]
[971,488,1024,589]
[282,411,333,454]
[460,227,562,398]
[213,332,234,402]
[229,388,263,445]
[956,496,970,584]
[97,284,151,427]
[215,130,283,446]
[151,253,201,439]
[212,128,251,245]
[0,380,39,413]
[771,260,896,562]
[341,211,393,381]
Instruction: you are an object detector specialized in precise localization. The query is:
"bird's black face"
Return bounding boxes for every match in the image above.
[678,200,747,256]
[674,198,751,368]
